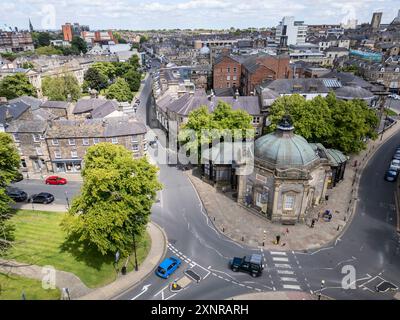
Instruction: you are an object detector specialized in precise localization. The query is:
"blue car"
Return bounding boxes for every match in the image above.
[155,256,181,279]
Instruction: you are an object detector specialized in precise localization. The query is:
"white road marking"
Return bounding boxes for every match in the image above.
[270,251,287,256]
[283,284,302,290]
[272,257,289,262]
[277,270,294,275]
[280,277,298,282]
[130,284,151,300]
[275,263,292,269]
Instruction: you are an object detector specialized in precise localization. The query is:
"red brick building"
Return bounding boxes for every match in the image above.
[213,55,242,92]
[213,53,292,95]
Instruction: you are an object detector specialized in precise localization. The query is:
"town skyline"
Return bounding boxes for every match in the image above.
[1,0,399,31]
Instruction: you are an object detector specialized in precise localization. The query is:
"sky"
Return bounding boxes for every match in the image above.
[0,0,399,31]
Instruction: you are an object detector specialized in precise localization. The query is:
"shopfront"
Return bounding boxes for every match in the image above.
[53,159,83,173]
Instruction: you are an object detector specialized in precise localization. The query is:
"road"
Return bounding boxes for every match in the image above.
[10,68,400,300]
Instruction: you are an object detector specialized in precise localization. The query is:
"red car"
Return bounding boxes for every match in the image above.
[45,176,67,185]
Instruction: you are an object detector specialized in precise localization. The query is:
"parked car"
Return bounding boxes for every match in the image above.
[6,187,27,202]
[45,176,67,185]
[155,256,181,279]
[230,254,263,277]
[393,152,400,160]
[390,159,400,171]
[29,193,55,204]
[385,169,398,182]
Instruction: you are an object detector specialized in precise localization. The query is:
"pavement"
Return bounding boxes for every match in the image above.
[0,259,92,299]
[185,119,400,251]
[0,222,167,300]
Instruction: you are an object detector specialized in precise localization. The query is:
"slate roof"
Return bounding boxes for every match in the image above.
[264,78,330,94]
[321,71,374,90]
[9,96,42,110]
[41,101,69,109]
[161,90,261,116]
[5,120,47,133]
[0,101,30,124]
[73,98,111,114]
[46,117,146,139]
[90,100,119,118]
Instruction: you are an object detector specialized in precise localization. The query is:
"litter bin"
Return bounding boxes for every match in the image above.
[121,266,127,275]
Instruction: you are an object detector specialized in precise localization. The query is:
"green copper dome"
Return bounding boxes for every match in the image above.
[254,120,319,169]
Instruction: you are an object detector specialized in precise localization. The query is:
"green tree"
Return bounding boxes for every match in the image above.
[267,92,379,154]
[268,94,333,141]
[113,62,133,77]
[61,143,161,256]
[21,62,34,69]
[91,62,117,80]
[70,36,88,54]
[0,73,37,99]
[84,67,109,92]
[180,101,254,160]
[36,32,51,47]
[0,133,20,253]
[42,74,81,101]
[106,78,133,102]
[123,69,141,92]
[128,55,140,70]
[35,45,63,55]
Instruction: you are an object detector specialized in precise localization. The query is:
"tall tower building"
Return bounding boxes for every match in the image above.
[275,16,307,46]
[371,12,383,30]
[62,23,73,42]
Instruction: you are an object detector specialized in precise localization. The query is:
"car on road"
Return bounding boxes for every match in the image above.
[155,256,181,279]
[29,192,55,204]
[393,152,400,160]
[6,187,28,202]
[384,169,398,182]
[390,159,400,172]
[389,94,400,100]
[45,176,67,185]
[230,254,263,277]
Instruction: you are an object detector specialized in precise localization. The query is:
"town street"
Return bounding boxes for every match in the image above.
[10,72,400,300]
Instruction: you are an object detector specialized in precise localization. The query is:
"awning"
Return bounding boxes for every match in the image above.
[51,159,82,164]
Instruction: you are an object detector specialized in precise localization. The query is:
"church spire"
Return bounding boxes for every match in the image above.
[29,18,34,32]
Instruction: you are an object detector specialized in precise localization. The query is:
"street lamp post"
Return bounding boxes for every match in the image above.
[65,191,70,210]
[318,280,325,300]
[133,232,139,271]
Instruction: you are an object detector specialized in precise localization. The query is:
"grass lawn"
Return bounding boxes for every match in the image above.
[2,210,151,288]
[0,272,60,300]
[385,108,398,117]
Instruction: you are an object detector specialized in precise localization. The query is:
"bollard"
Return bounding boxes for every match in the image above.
[222,227,225,232]
[262,241,265,246]
[344,216,347,221]
[241,236,244,241]
[213,217,215,221]
[337,225,340,231]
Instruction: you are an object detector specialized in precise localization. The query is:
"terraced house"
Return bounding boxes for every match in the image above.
[45,117,147,173]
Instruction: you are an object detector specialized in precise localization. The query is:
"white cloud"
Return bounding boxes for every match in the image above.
[2,0,399,30]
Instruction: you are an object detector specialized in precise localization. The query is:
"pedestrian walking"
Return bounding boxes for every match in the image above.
[276,235,281,245]
[311,219,315,228]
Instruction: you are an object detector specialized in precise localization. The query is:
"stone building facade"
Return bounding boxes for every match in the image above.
[45,118,147,173]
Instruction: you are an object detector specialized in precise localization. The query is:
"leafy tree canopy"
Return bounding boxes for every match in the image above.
[83,67,109,92]
[0,133,20,253]
[105,78,133,102]
[267,93,378,154]
[61,143,161,256]
[0,73,37,99]
[42,74,81,101]
[70,36,88,54]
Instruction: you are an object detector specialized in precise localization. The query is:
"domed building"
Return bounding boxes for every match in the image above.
[202,117,347,225]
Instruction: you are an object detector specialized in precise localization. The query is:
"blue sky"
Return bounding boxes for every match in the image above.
[0,0,399,31]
